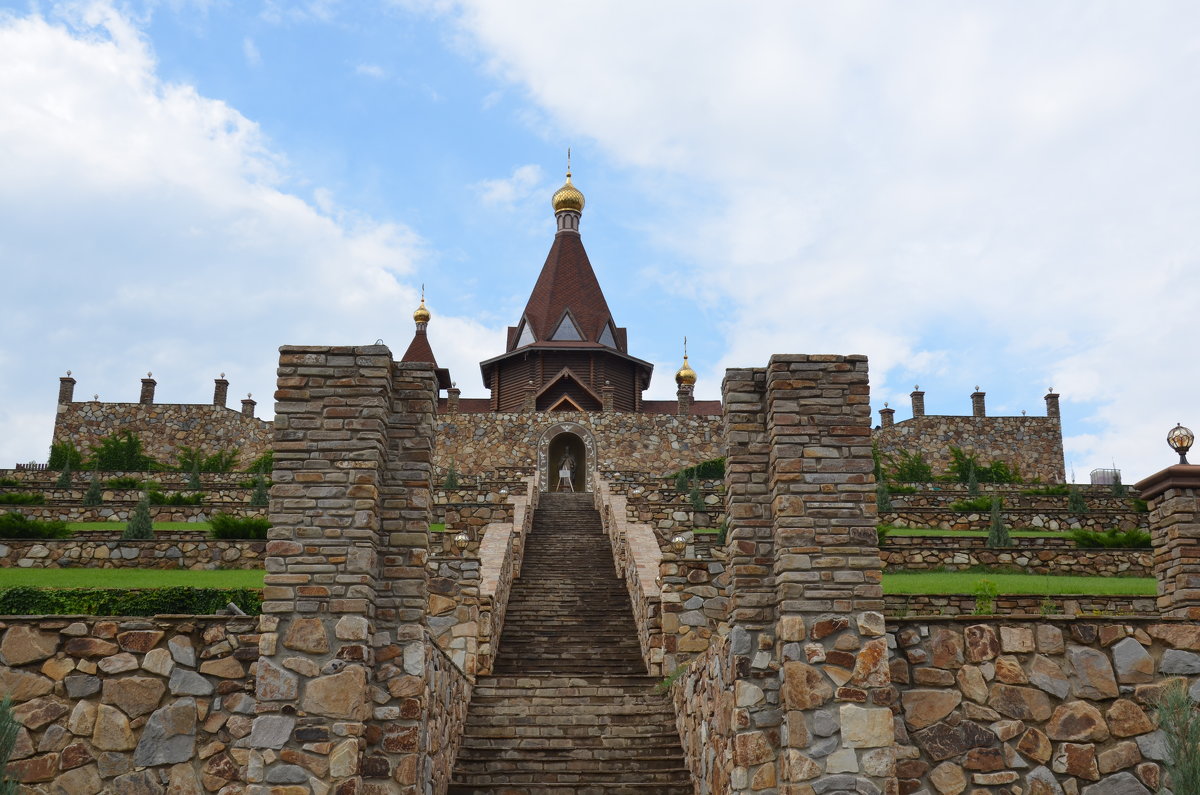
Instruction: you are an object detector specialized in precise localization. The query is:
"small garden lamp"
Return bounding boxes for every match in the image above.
[453,531,470,552]
[671,534,687,555]
[1168,423,1195,465]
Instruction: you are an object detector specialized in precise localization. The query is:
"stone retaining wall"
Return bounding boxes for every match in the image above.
[0,538,264,570]
[52,402,272,471]
[674,635,735,794]
[436,410,722,477]
[874,412,1065,482]
[888,617,1196,794]
[889,487,1141,513]
[0,487,257,503]
[886,594,1158,618]
[882,546,1153,577]
[5,505,263,523]
[0,470,266,489]
[883,507,1143,532]
[0,615,257,792]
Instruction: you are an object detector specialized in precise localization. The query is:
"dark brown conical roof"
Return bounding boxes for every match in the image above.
[514,232,619,351]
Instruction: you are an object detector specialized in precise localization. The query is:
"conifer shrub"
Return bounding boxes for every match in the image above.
[949,496,995,512]
[187,460,202,490]
[55,461,72,488]
[148,491,204,506]
[0,696,20,794]
[47,442,82,471]
[250,475,269,508]
[122,497,154,540]
[0,478,18,488]
[210,513,270,540]
[0,513,70,539]
[244,451,274,474]
[1110,470,1128,497]
[987,497,1010,548]
[885,450,933,482]
[1067,486,1087,512]
[1069,528,1151,549]
[1157,679,1200,795]
[875,480,892,513]
[82,474,103,507]
[443,461,459,489]
[106,476,143,489]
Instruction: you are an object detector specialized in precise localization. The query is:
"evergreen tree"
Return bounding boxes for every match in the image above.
[82,474,103,507]
[250,474,269,508]
[122,494,154,540]
[1158,680,1200,795]
[187,459,202,491]
[987,496,1010,548]
[688,476,705,513]
[55,460,71,488]
[1067,485,1087,513]
[443,461,459,489]
[1110,470,1128,498]
[966,463,980,497]
[876,479,892,513]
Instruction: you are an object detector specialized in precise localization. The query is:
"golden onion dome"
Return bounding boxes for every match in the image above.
[675,354,697,386]
[413,296,431,324]
[551,171,585,214]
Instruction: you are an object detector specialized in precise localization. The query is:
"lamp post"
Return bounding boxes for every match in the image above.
[1168,423,1195,465]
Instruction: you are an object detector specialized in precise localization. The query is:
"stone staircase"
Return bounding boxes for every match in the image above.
[448,492,694,794]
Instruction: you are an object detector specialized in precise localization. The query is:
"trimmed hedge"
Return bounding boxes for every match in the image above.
[1070,528,1152,549]
[0,493,44,505]
[210,513,270,540]
[674,457,725,480]
[0,513,70,539]
[0,586,262,616]
[148,491,204,506]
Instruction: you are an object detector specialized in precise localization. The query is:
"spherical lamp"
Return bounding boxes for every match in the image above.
[1168,423,1195,465]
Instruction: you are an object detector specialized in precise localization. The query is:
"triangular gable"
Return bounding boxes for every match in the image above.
[597,322,617,349]
[547,395,585,412]
[516,318,536,347]
[534,367,604,406]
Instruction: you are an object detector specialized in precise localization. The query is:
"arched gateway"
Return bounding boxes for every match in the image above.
[537,421,595,492]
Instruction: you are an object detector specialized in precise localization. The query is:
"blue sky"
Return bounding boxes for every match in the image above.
[2,1,1198,481]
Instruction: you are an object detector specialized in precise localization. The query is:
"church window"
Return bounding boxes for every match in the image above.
[598,323,617,349]
[550,314,583,341]
[517,320,536,347]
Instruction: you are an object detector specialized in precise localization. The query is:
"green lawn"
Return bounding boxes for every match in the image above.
[67,521,212,532]
[883,526,1061,538]
[0,569,264,588]
[884,571,1156,595]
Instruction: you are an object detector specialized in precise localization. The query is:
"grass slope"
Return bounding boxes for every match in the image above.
[883,572,1155,595]
[0,569,264,589]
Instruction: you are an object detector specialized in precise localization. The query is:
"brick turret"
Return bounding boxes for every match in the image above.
[140,373,156,405]
[910,387,925,417]
[213,375,229,407]
[971,386,986,417]
[58,373,75,405]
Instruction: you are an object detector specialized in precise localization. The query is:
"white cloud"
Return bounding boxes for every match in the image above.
[355,62,386,79]
[434,0,1200,480]
[473,164,543,207]
[0,4,503,466]
[242,35,260,66]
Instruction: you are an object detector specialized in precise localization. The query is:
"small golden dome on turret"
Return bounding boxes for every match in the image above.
[552,171,585,214]
[675,355,697,387]
[413,292,431,324]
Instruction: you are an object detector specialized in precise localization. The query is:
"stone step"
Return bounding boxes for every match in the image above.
[448,783,692,795]
[454,755,687,772]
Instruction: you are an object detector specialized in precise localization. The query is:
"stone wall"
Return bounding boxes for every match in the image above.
[53,402,272,470]
[0,470,265,488]
[883,507,1143,532]
[5,505,263,523]
[888,617,1198,794]
[674,635,735,794]
[0,614,257,792]
[875,414,1065,483]
[882,545,1153,577]
[435,409,722,477]
[887,486,1141,513]
[885,595,1158,618]
[0,538,264,570]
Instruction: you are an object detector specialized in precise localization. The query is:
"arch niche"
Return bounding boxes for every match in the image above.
[538,421,596,493]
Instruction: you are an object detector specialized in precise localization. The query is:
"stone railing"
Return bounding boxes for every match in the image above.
[0,538,264,570]
[885,594,1158,617]
[4,505,264,523]
[882,507,1143,532]
[888,617,1194,794]
[882,545,1153,577]
[0,614,257,792]
[659,554,729,673]
[672,634,734,794]
[476,475,536,675]
[422,633,472,793]
[594,477,666,675]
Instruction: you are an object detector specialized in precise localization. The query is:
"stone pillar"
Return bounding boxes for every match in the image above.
[879,405,894,427]
[139,374,156,404]
[447,386,460,414]
[213,376,229,407]
[676,384,693,416]
[241,396,256,418]
[523,381,536,412]
[722,355,894,793]
[602,381,615,412]
[258,345,437,792]
[910,389,925,418]
[971,387,986,417]
[769,355,892,792]
[1045,389,1060,421]
[58,375,76,405]
[1135,465,1200,618]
